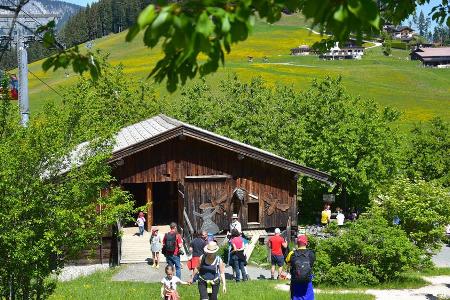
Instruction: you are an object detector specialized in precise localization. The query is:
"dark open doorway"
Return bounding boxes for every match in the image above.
[152,181,180,226]
[122,183,147,228]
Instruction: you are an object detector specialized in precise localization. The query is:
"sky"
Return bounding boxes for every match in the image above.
[62,0,97,6]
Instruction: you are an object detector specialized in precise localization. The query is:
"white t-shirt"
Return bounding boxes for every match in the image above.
[230,220,242,233]
[336,213,345,226]
[136,217,145,227]
[161,276,182,291]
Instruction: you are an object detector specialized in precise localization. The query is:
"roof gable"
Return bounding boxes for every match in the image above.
[412,47,450,57]
[111,114,333,185]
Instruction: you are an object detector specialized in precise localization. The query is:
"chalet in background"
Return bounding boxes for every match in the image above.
[411,47,450,67]
[383,24,416,42]
[319,43,365,60]
[291,45,311,56]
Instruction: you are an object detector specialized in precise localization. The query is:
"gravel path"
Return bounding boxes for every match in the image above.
[112,263,272,283]
[366,276,450,300]
[433,244,450,268]
[276,276,450,300]
[58,264,109,282]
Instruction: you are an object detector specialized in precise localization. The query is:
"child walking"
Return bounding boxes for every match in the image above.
[135,211,146,237]
[150,228,162,268]
[161,265,189,300]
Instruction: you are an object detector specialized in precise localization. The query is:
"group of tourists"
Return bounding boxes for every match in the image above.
[154,222,226,300]
[320,204,357,226]
[139,213,316,300]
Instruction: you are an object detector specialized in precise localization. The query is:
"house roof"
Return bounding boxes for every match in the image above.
[111,114,334,185]
[395,26,414,32]
[413,47,450,57]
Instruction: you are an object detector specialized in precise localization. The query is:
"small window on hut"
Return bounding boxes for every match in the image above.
[248,202,259,223]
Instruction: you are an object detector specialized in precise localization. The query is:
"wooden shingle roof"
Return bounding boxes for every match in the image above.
[413,47,450,57]
[111,114,334,185]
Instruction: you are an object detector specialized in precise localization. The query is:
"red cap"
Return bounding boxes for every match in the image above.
[297,235,308,246]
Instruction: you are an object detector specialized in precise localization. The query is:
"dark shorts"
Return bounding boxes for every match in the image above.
[271,255,285,267]
[198,280,220,300]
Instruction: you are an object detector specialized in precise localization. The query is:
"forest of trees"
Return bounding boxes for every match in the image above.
[410,11,450,45]
[0,0,151,71]
[59,0,153,48]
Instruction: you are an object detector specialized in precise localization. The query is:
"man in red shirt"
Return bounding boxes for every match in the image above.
[267,228,288,280]
[163,222,184,278]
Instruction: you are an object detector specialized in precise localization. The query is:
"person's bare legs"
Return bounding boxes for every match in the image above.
[155,252,160,268]
[271,264,275,279]
[278,266,283,279]
[152,252,156,268]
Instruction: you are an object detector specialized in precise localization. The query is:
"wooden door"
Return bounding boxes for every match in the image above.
[184,178,235,233]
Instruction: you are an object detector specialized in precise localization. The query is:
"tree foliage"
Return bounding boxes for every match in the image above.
[0,60,159,299]
[412,10,431,38]
[167,76,401,211]
[433,25,450,44]
[378,177,450,252]
[313,213,423,285]
[405,117,449,186]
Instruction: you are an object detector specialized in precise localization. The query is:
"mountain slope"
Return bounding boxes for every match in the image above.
[26,14,450,126]
[0,0,81,31]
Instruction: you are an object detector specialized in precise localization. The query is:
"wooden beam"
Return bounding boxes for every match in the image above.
[146,183,153,231]
[185,175,232,180]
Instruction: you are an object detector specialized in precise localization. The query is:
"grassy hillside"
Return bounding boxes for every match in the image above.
[26,14,450,125]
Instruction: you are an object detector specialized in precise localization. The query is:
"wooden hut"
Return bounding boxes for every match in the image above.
[291,45,311,56]
[410,47,450,67]
[109,115,332,235]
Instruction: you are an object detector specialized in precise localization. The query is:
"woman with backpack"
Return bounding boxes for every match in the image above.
[191,241,226,300]
[230,229,248,282]
[285,235,315,300]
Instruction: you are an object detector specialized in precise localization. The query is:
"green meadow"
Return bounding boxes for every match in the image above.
[49,268,374,300]
[25,14,449,125]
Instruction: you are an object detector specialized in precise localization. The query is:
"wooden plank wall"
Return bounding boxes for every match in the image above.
[112,137,297,230]
[184,178,235,232]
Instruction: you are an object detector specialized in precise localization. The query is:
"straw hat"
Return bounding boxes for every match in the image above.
[232,213,238,219]
[204,241,219,254]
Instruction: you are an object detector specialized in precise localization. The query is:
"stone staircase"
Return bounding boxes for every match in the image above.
[120,226,189,264]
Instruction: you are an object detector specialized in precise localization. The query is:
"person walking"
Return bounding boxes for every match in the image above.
[191,241,226,300]
[160,265,189,300]
[285,235,315,300]
[336,209,345,227]
[229,214,242,233]
[163,222,184,278]
[320,204,331,226]
[230,229,248,282]
[227,214,242,266]
[188,231,208,279]
[268,228,288,280]
[136,211,146,237]
[151,228,162,268]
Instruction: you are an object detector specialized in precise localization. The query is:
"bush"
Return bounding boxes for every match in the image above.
[378,177,450,252]
[390,41,408,50]
[218,243,229,264]
[314,214,423,285]
[320,263,379,287]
